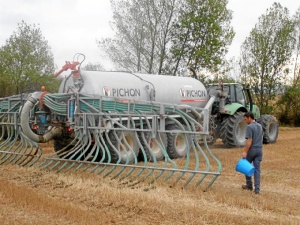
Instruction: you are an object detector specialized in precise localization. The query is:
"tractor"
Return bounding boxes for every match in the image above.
[207,82,278,147]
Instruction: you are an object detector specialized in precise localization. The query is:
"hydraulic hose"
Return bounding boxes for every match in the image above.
[20,92,62,143]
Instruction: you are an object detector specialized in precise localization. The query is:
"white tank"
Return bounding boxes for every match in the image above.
[59,70,209,108]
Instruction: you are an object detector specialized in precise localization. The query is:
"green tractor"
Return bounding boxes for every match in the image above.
[207,83,279,147]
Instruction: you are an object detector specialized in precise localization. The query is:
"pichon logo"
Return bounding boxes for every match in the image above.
[179,88,206,98]
[103,86,111,96]
[103,86,141,97]
[179,89,187,97]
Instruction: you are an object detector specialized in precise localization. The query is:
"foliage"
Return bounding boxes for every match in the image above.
[82,62,105,71]
[98,0,176,74]
[0,21,58,96]
[98,0,234,76]
[274,6,300,127]
[170,0,234,75]
[276,6,300,126]
[277,83,300,126]
[240,3,296,114]
[291,6,300,86]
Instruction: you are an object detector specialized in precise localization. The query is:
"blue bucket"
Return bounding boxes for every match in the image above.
[235,158,255,176]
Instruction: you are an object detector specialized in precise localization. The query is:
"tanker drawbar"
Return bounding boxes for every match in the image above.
[0,55,222,191]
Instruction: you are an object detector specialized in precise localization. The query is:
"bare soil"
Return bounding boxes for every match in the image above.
[0,127,299,225]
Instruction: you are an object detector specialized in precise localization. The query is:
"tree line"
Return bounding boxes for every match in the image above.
[100,0,300,125]
[1,1,300,125]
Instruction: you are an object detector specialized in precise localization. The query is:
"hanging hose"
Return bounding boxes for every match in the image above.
[1,91,222,190]
[20,92,62,143]
[0,94,43,166]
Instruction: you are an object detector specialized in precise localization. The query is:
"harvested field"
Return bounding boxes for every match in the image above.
[0,127,299,225]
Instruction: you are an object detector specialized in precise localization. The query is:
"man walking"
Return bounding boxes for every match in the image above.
[242,112,263,194]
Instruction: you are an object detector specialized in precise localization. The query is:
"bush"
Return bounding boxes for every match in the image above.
[277,85,300,127]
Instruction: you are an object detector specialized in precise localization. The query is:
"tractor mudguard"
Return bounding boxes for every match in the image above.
[223,103,247,116]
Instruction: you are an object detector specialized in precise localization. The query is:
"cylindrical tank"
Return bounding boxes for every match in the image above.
[59,70,209,108]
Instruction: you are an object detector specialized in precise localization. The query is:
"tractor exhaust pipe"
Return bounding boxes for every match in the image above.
[20,92,62,143]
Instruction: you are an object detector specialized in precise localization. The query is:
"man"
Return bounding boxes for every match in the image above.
[242,112,263,194]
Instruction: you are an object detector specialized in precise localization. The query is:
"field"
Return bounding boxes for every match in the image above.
[0,127,299,225]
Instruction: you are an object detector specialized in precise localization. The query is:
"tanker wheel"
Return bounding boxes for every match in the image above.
[257,114,278,144]
[138,130,168,162]
[166,124,190,159]
[0,125,8,140]
[53,137,73,152]
[220,111,247,147]
[53,137,76,158]
[107,130,139,164]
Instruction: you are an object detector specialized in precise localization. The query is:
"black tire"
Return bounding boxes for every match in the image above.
[107,130,139,164]
[53,137,76,158]
[0,125,7,140]
[138,130,168,162]
[53,138,73,152]
[257,115,278,144]
[220,111,247,147]
[166,124,190,159]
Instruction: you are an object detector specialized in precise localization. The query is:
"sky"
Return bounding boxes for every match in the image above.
[0,0,300,72]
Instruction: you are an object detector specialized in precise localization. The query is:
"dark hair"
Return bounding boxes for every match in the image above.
[244,111,254,120]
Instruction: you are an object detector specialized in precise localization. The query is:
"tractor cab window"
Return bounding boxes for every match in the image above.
[235,84,246,106]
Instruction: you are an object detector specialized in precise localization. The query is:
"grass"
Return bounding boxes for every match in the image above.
[0,127,299,225]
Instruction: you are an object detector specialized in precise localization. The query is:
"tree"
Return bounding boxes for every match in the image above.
[0,21,58,96]
[240,3,296,113]
[98,0,177,74]
[170,0,234,76]
[276,6,300,126]
[98,0,233,76]
[291,6,300,86]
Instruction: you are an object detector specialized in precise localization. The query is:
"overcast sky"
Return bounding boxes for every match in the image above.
[0,0,300,71]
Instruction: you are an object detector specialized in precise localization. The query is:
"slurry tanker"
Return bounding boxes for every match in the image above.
[0,54,278,190]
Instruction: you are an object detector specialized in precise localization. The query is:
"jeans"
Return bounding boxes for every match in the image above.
[245,149,263,192]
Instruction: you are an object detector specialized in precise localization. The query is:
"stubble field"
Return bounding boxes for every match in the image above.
[0,127,299,225]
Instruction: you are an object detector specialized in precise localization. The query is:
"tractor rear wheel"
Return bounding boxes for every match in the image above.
[220,112,247,147]
[257,115,278,144]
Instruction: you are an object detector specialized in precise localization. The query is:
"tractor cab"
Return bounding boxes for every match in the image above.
[208,83,246,105]
[207,83,259,118]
